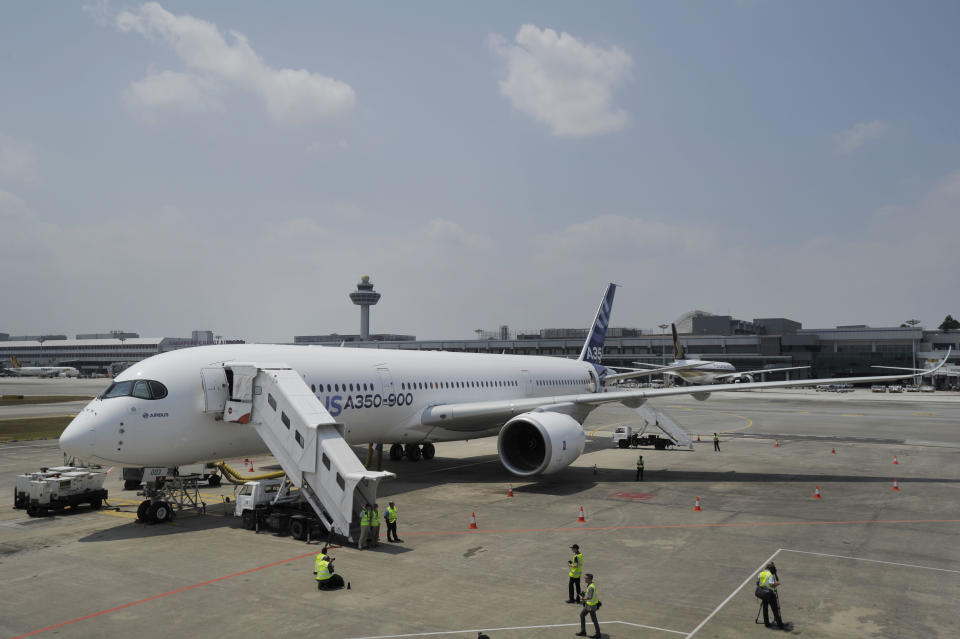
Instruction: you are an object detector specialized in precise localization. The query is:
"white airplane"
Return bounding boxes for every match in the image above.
[59,284,948,478]
[6,355,79,378]
[627,324,809,385]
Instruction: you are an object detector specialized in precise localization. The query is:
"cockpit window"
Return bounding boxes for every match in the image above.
[101,380,168,400]
[149,381,168,399]
[102,381,134,399]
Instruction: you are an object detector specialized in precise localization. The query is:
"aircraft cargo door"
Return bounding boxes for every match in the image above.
[201,367,228,413]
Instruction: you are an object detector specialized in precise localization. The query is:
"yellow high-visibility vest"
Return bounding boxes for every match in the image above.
[386,506,398,523]
[569,553,583,578]
[759,570,776,591]
[315,558,332,581]
[360,510,371,526]
[371,508,380,523]
[637,457,644,469]
[584,582,598,605]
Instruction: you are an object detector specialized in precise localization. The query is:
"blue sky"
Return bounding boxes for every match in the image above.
[1,2,958,341]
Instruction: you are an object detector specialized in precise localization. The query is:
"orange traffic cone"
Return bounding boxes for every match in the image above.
[694,496,702,511]
[507,484,514,497]
[248,461,255,472]
[814,486,822,499]
[469,512,478,529]
[893,455,899,465]
[892,478,900,491]
[577,506,586,522]
[697,434,701,442]
[775,440,780,448]
[831,448,836,454]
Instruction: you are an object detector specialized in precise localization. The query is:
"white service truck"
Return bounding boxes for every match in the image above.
[612,424,677,450]
[14,466,108,517]
[234,478,330,542]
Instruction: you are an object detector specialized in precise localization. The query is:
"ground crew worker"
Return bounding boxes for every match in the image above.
[370,503,381,547]
[358,504,372,550]
[566,544,583,603]
[756,562,785,629]
[713,432,720,452]
[385,501,403,542]
[314,546,345,590]
[576,573,600,638]
[636,454,644,481]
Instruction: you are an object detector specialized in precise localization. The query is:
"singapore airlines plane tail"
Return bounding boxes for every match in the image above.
[672,324,686,360]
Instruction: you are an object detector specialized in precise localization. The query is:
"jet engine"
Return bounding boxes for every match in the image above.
[692,391,711,401]
[497,412,586,476]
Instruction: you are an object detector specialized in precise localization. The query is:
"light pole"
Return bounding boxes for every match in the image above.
[658,324,669,366]
[905,319,921,381]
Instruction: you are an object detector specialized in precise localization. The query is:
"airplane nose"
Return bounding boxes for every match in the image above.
[59,413,97,457]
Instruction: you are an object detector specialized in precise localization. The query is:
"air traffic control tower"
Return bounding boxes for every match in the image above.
[349,275,381,340]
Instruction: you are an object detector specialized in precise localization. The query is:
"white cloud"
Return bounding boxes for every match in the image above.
[123,70,223,113]
[835,120,888,153]
[114,2,355,124]
[0,133,38,183]
[488,25,632,137]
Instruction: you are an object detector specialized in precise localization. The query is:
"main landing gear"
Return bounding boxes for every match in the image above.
[389,442,435,462]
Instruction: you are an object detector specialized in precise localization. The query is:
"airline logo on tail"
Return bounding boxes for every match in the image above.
[672,324,685,360]
[579,283,617,365]
[11,355,23,368]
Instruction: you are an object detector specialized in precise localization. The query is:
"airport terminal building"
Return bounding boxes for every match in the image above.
[2,319,958,385]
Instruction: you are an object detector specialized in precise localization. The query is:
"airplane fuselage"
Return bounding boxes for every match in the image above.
[7,366,79,378]
[61,344,601,467]
[668,359,736,385]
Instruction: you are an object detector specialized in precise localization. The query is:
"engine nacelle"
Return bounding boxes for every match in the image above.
[692,391,711,401]
[497,412,586,476]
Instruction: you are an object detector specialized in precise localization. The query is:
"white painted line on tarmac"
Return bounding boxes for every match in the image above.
[685,548,783,638]
[344,619,686,639]
[781,548,960,574]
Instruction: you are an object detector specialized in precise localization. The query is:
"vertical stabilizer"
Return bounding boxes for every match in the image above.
[578,284,617,365]
[11,356,22,368]
[671,324,685,360]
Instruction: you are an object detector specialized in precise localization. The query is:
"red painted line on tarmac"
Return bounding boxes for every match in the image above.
[8,550,318,639]
[10,517,960,638]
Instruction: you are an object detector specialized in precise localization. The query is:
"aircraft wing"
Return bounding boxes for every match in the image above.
[713,365,811,381]
[604,362,705,384]
[421,350,951,431]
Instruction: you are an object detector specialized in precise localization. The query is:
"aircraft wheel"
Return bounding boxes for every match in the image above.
[148,501,172,524]
[290,519,307,540]
[405,444,421,461]
[137,500,151,522]
[618,439,629,449]
[421,442,436,460]
[124,479,140,490]
[389,444,403,461]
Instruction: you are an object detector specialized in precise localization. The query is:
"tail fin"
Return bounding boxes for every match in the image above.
[671,324,685,360]
[11,355,22,368]
[578,283,617,365]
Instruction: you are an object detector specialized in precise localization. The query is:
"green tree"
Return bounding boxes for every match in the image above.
[940,315,960,331]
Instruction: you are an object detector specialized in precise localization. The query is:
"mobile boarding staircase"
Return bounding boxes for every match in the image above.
[214,363,394,542]
[634,404,694,450]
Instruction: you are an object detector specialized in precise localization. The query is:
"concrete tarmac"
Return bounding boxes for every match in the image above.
[1,390,959,638]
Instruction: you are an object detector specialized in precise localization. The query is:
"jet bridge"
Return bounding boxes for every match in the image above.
[213,363,394,542]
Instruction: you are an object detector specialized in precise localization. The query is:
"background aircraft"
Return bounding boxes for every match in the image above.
[627,324,809,385]
[6,355,79,378]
